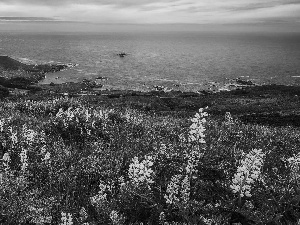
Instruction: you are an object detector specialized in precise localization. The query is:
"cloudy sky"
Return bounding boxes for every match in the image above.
[0,0,299,25]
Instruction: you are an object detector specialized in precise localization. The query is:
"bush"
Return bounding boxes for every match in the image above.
[1,98,300,224]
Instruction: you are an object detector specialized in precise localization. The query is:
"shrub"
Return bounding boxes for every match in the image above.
[1,98,300,224]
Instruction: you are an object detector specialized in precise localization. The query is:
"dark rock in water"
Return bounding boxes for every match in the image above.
[153,85,167,92]
[235,78,255,86]
[96,76,108,80]
[117,52,127,57]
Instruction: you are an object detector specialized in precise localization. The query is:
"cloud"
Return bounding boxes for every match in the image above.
[0,0,299,24]
[0,16,55,21]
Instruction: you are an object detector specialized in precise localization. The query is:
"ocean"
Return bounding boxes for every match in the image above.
[0,29,300,91]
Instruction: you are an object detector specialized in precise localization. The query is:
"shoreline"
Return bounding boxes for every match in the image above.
[1,56,300,127]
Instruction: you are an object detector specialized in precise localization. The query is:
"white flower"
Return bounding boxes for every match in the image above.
[181,175,190,204]
[90,180,110,207]
[79,207,88,220]
[118,176,126,189]
[286,153,300,183]
[43,152,51,161]
[20,148,28,172]
[85,110,92,122]
[165,174,191,207]
[9,127,18,148]
[0,119,4,132]
[110,210,120,224]
[164,175,181,205]
[2,152,10,162]
[224,112,234,125]
[60,212,73,225]
[230,149,265,198]
[22,125,36,145]
[2,152,10,172]
[128,155,155,188]
[159,212,166,224]
[56,108,64,118]
[188,108,208,144]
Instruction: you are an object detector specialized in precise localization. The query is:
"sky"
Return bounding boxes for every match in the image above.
[0,0,299,32]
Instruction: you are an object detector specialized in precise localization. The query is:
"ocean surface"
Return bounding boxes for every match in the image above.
[0,30,300,91]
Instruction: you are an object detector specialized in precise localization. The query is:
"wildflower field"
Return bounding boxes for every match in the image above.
[1,96,300,225]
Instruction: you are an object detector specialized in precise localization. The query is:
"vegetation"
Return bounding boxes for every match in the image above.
[1,95,300,225]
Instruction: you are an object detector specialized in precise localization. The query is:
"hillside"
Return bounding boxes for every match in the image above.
[0,56,75,91]
[0,55,29,71]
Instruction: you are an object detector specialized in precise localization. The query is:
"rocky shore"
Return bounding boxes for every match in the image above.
[1,56,300,128]
[0,55,76,90]
[18,82,300,128]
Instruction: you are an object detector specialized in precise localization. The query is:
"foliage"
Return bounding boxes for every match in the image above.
[1,96,300,224]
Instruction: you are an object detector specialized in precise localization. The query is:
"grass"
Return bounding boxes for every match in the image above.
[1,95,300,224]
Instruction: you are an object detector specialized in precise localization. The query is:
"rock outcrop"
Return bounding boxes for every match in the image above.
[0,55,75,89]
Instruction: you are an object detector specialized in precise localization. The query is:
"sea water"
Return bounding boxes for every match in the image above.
[0,29,300,91]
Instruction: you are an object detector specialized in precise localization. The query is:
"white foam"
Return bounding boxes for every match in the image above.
[17,57,37,65]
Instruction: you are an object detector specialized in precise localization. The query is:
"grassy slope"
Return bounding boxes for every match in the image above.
[1,95,300,224]
[1,57,300,223]
[20,83,300,128]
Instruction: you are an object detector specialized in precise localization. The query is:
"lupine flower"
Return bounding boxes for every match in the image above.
[9,127,18,148]
[118,176,126,189]
[164,174,191,206]
[2,152,10,172]
[230,149,265,198]
[159,212,166,224]
[109,210,124,224]
[79,207,88,221]
[128,155,154,188]
[244,200,254,209]
[22,125,36,145]
[56,108,64,118]
[185,149,203,175]
[43,152,51,161]
[164,175,181,204]
[20,148,28,172]
[286,153,300,183]
[188,108,208,144]
[60,212,73,225]
[200,215,213,225]
[224,111,234,125]
[0,119,4,132]
[180,175,190,204]
[85,110,92,122]
[90,181,110,207]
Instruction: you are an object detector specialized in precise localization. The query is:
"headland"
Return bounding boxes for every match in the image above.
[1,56,300,127]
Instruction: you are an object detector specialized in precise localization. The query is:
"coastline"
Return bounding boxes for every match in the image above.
[1,56,300,127]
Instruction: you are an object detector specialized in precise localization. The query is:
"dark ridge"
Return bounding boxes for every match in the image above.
[0,55,71,73]
[0,55,28,71]
[0,56,75,89]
